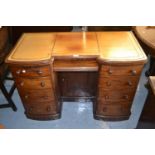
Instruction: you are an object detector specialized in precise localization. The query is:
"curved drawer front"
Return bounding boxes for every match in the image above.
[98,89,136,102]
[96,104,131,116]
[97,99,133,106]
[100,65,143,76]
[11,65,51,77]
[19,89,55,104]
[98,76,139,90]
[15,77,52,90]
[25,102,58,115]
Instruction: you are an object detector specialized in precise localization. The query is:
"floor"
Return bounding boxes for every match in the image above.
[137,122,155,129]
[0,59,150,129]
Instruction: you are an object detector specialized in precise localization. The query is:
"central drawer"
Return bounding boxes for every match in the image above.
[15,77,52,90]
[53,59,98,72]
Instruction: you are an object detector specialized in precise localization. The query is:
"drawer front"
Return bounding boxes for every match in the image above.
[98,76,139,90]
[97,99,133,106]
[15,77,52,90]
[19,89,55,104]
[100,65,143,76]
[25,102,58,115]
[98,90,136,101]
[11,65,50,77]
[96,104,130,116]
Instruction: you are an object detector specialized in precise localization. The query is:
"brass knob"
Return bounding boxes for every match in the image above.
[131,70,137,75]
[123,95,129,99]
[25,95,28,99]
[103,107,107,112]
[47,106,51,112]
[40,81,45,87]
[128,81,132,86]
[37,70,43,75]
[62,78,65,82]
[106,82,111,86]
[20,82,24,86]
[16,70,21,74]
[29,107,33,111]
[108,69,113,74]
[21,69,26,74]
[105,95,109,100]
[42,96,48,99]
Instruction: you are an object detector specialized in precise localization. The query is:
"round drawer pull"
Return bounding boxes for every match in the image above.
[108,69,113,74]
[37,70,43,75]
[16,70,21,74]
[20,82,24,86]
[106,82,111,86]
[42,96,48,99]
[21,69,26,74]
[46,106,51,112]
[40,81,45,87]
[29,107,33,111]
[128,81,132,86]
[131,70,137,75]
[103,107,107,112]
[123,95,129,99]
[105,95,109,100]
[24,95,28,99]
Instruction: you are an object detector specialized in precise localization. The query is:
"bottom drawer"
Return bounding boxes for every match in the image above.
[96,104,131,116]
[25,102,58,115]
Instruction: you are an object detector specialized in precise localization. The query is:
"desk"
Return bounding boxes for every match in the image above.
[6,32,147,121]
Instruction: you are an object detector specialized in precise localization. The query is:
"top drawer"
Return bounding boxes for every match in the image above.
[10,65,51,77]
[100,65,144,76]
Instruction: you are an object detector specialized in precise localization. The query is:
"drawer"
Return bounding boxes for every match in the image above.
[54,59,98,71]
[25,102,58,115]
[10,65,50,77]
[19,89,55,104]
[96,104,130,116]
[97,99,133,106]
[100,65,143,76]
[98,89,136,101]
[15,77,52,90]
[98,76,139,90]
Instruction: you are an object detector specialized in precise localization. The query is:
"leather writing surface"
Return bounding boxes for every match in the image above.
[97,32,147,62]
[52,32,99,57]
[8,33,56,61]
[6,32,147,63]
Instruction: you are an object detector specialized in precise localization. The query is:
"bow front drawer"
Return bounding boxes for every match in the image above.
[100,65,143,76]
[96,104,131,117]
[15,77,52,90]
[98,76,139,90]
[10,65,51,77]
[98,90,136,101]
[25,102,58,115]
[19,89,55,104]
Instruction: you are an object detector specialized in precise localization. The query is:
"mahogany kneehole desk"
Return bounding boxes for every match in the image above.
[6,32,147,121]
